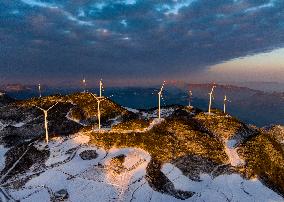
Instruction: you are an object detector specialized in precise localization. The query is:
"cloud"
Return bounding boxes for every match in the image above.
[20,0,58,8]
[19,0,93,26]
[1,0,284,84]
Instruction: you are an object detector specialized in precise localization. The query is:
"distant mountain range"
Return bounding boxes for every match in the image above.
[182,83,284,127]
[0,84,32,92]
[230,81,284,92]
[1,83,284,126]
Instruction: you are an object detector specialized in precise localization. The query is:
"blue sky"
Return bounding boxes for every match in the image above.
[0,0,284,86]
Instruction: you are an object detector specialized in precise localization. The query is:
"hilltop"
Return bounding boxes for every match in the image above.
[0,93,283,201]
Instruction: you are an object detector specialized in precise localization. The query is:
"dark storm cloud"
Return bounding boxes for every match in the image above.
[0,0,284,83]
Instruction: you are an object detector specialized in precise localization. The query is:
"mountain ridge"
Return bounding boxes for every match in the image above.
[0,92,283,201]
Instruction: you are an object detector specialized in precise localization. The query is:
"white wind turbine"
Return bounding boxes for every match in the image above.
[223,95,231,114]
[99,79,103,97]
[38,83,42,98]
[90,80,111,130]
[188,90,193,107]
[90,94,105,130]
[82,78,87,93]
[158,81,165,119]
[35,102,58,144]
[208,84,216,115]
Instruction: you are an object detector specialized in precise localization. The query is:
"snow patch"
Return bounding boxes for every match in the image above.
[142,108,175,119]
[12,122,26,128]
[44,134,90,166]
[204,112,215,115]
[0,145,8,171]
[73,134,90,144]
[0,121,7,131]
[146,118,164,131]
[124,107,139,113]
[224,140,244,167]
[109,115,122,127]
[227,139,237,148]
[161,163,283,202]
[65,110,86,126]
[161,163,193,191]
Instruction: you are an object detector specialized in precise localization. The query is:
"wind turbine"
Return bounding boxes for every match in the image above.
[99,79,103,97]
[91,95,106,130]
[35,102,58,144]
[38,83,42,98]
[82,78,87,93]
[158,81,165,119]
[188,90,193,107]
[90,80,110,130]
[208,84,216,115]
[223,95,231,114]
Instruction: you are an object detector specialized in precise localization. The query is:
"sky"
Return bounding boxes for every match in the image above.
[0,0,284,86]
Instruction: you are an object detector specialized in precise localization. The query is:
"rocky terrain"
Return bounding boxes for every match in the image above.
[0,92,283,201]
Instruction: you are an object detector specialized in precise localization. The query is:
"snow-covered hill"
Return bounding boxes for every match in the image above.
[1,133,282,202]
[0,93,283,201]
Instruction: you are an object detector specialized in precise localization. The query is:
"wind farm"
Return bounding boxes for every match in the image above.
[1,0,284,201]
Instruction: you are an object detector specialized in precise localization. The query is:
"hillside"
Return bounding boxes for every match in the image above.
[0,93,15,107]
[0,93,283,201]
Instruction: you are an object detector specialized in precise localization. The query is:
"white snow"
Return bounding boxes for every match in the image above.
[0,145,8,171]
[12,122,26,128]
[124,107,140,113]
[2,134,283,202]
[21,188,50,202]
[0,121,26,130]
[227,139,238,148]
[0,142,34,183]
[161,163,283,202]
[0,121,7,131]
[225,147,244,167]
[142,108,175,119]
[73,134,90,144]
[204,112,215,115]
[146,118,164,131]
[109,115,123,127]
[5,134,155,201]
[65,110,87,126]
[43,134,90,166]
[224,140,245,167]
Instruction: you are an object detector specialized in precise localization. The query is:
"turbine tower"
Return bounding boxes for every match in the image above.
[223,95,230,113]
[35,102,58,144]
[82,78,87,93]
[208,84,216,115]
[188,90,193,107]
[158,81,165,119]
[99,79,103,97]
[91,80,110,130]
[38,83,42,98]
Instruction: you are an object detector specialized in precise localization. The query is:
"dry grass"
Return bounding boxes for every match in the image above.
[238,132,284,195]
[89,113,228,164]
